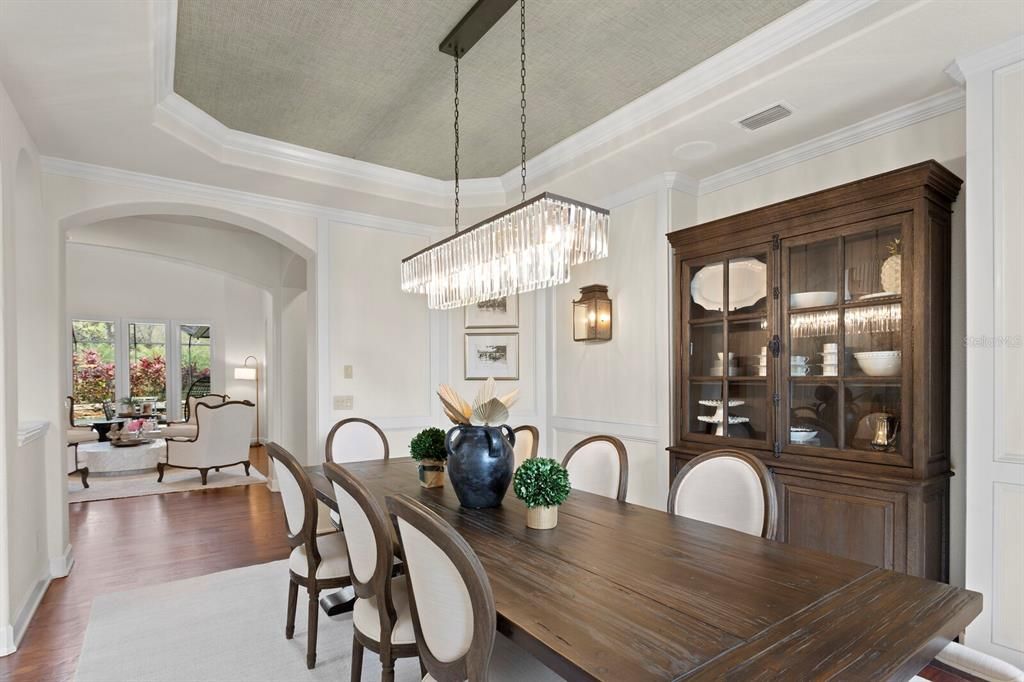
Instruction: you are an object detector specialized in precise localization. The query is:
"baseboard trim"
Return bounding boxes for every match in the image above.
[10,574,52,653]
[50,543,75,578]
[0,623,15,657]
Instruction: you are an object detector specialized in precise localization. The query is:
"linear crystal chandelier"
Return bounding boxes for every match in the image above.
[400,0,610,310]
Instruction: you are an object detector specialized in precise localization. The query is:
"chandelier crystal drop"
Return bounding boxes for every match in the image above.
[401,0,609,309]
[401,193,609,309]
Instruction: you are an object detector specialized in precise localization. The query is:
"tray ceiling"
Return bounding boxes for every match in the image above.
[174,0,805,180]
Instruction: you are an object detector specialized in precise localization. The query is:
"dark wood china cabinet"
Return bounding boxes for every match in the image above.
[667,161,962,580]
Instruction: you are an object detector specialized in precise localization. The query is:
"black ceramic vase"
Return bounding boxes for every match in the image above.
[445,424,515,509]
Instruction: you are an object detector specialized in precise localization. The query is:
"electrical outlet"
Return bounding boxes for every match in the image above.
[343,365,353,379]
[334,395,354,410]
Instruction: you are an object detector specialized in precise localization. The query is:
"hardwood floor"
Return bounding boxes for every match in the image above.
[0,444,969,681]
[0,457,289,681]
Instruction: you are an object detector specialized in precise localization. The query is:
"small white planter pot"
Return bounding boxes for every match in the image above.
[526,505,558,530]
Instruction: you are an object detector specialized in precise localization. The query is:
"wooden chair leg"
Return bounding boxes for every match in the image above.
[199,468,209,485]
[350,633,364,682]
[419,658,427,679]
[285,580,298,639]
[79,466,90,489]
[306,588,319,669]
[381,654,395,682]
[243,461,251,476]
[156,462,165,482]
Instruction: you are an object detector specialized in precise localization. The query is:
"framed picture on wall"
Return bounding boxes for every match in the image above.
[465,333,519,380]
[464,295,518,329]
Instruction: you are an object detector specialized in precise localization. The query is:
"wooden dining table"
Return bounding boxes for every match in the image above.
[305,458,981,681]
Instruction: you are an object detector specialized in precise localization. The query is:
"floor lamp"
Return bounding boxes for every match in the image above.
[234,356,260,445]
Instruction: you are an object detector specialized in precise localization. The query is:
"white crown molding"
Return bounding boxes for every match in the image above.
[699,87,965,195]
[597,171,699,210]
[498,0,878,189]
[953,33,1024,79]
[41,156,444,239]
[16,420,50,447]
[151,0,876,206]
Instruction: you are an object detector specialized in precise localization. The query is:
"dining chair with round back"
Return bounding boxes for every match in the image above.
[561,434,629,502]
[323,462,419,682]
[385,494,562,681]
[510,424,539,471]
[319,418,390,534]
[667,448,778,539]
[266,442,352,669]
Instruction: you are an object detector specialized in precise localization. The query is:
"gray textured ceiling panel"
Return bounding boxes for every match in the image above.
[175,0,806,180]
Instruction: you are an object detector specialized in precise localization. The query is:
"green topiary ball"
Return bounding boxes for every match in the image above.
[513,457,570,508]
[410,427,448,462]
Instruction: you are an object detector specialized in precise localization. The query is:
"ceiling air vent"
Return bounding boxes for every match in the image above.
[737,103,793,131]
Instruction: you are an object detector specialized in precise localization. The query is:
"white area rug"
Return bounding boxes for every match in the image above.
[74,560,559,682]
[73,560,419,682]
[68,467,266,503]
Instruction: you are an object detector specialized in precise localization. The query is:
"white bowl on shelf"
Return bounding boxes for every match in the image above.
[791,355,809,364]
[790,428,818,443]
[716,352,735,362]
[854,351,902,377]
[791,291,838,308]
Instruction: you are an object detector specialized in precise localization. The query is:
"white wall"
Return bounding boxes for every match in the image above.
[326,220,442,463]
[66,243,272,438]
[0,77,63,656]
[960,38,1024,667]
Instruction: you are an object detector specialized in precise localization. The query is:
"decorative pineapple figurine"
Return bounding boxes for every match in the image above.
[880,237,902,294]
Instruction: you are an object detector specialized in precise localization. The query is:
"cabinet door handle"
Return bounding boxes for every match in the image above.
[768,334,782,358]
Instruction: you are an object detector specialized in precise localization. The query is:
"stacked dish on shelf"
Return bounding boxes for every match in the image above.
[821,343,838,376]
[710,352,740,377]
[791,355,809,376]
[757,347,767,376]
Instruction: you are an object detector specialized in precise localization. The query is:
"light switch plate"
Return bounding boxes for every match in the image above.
[343,365,353,379]
[334,395,354,410]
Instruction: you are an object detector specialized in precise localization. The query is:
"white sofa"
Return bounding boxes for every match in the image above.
[158,400,255,485]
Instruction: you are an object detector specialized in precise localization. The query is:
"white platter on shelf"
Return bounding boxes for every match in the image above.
[698,399,744,408]
[691,258,767,312]
[697,415,750,425]
[859,291,899,301]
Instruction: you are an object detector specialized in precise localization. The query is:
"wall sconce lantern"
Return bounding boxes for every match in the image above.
[573,285,612,342]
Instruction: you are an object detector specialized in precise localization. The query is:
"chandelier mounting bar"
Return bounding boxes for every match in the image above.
[439,0,518,57]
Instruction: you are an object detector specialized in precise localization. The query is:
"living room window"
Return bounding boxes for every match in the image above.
[70,318,216,423]
[71,319,117,424]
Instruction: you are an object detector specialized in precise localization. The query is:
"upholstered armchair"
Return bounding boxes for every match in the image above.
[159,400,254,485]
[161,393,230,439]
[66,395,99,488]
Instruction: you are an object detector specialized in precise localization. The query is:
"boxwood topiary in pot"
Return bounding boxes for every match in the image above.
[513,457,571,529]
[410,427,447,488]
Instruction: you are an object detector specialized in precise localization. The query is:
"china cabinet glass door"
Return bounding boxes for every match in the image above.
[781,215,910,465]
[683,249,773,446]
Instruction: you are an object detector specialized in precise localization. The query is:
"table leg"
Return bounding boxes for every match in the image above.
[319,586,356,616]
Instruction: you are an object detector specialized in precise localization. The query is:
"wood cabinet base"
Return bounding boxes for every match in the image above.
[670,451,949,580]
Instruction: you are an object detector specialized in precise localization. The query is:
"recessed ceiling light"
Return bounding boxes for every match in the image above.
[673,140,717,160]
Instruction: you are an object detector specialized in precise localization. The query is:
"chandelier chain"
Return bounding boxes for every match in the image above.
[454,53,461,233]
[519,0,527,200]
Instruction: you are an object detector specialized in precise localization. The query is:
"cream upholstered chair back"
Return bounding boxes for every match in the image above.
[667,449,778,539]
[562,435,629,502]
[178,401,253,466]
[386,494,495,679]
[267,444,318,545]
[325,418,390,463]
[511,425,539,470]
[323,462,394,596]
[185,393,229,423]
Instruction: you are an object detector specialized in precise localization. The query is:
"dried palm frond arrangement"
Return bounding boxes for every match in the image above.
[438,378,518,426]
